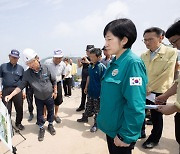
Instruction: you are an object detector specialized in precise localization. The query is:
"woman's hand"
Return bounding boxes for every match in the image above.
[114,136,130,147]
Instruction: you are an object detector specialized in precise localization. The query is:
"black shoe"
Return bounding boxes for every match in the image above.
[15,124,25,130]
[88,112,94,117]
[54,116,61,124]
[76,107,85,112]
[142,141,158,149]
[38,128,45,141]
[28,113,34,121]
[77,116,88,122]
[48,124,56,135]
[90,123,98,133]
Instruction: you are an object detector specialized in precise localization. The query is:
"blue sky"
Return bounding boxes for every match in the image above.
[0,0,180,65]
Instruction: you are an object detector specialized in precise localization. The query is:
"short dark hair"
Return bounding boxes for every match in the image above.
[143,27,164,36]
[90,48,102,57]
[165,20,180,39]
[103,18,137,49]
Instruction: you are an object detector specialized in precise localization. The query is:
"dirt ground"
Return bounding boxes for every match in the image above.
[0,88,179,154]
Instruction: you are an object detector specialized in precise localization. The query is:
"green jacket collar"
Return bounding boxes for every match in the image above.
[111,48,131,66]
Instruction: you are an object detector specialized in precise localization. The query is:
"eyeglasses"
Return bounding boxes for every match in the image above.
[170,38,180,45]
[142,38,154,43]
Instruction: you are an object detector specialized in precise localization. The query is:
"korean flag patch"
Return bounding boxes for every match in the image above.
[130,77,142,86]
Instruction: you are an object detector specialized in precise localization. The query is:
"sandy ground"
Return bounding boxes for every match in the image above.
[0,88,179,154]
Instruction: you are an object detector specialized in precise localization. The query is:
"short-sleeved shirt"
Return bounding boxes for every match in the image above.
[88,61,106,99]
[97,49,147,144]
[18,64,57,100]
[81,57,90,81]
[44,59,65,82]
[64,64,72,78]
[0,62,24,89]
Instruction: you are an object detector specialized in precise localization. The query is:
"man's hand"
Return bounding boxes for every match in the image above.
[146,91,151,96]
[155,94,168,105]
[5,95,11,102]
[83,57,90,64]
[84,87,88,94]
[114,136,130,147]
[52,92,57,99]
[22,92,26,100]
[158,104,178,115]
[0,91,2,98]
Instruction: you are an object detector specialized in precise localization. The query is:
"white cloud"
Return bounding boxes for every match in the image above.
[104,1,129,20]
[51,1,129,39]
[48,0,130,57]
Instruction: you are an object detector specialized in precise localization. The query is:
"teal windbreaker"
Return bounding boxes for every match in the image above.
[97,49,147,144]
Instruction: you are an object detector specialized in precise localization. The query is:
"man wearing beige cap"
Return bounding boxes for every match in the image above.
[44,50,66,123]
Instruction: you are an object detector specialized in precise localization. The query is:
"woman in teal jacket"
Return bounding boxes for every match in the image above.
[97,18,147,154]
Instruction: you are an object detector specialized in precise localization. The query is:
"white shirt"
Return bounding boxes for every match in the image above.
[64,64,72,78]
[44,58,66,82]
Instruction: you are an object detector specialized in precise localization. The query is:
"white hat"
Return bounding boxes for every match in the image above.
[23,48,37,63]
[53,50,63,58]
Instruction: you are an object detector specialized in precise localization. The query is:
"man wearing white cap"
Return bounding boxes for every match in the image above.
[5,48,57,141]
[44,50,66,123]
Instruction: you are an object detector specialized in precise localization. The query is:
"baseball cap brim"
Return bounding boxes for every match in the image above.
[9,54,20,58]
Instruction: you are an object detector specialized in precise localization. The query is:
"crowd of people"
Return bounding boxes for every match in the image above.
[0,18,180,154]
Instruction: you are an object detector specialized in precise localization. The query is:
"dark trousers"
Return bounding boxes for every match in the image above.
[84,96,100,122]
[175,112,180,144]
[54,81,63,106]
[145,93,163,143]
[26,86,34,113]
[2,87,23,125]
[35,97,54,126]
[79,81,87,108]
[106,135,133,154]
[63,78,72,96]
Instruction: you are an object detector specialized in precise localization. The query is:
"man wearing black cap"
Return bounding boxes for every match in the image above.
[0,50,25,130]
[76,45,94,112]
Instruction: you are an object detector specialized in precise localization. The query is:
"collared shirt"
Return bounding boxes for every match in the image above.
[97,49,147,144]
[18,64,57,100]
[64,64,72,78]
[101,56,114,67]
[0,62,24,90]
[88,61,106,99]
[150,45,161,61]
[44,59,65,82]
[141,44,177,93]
